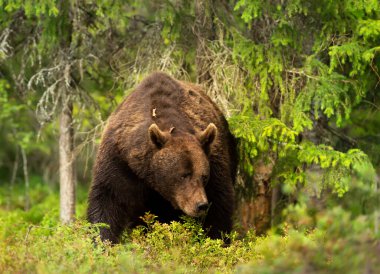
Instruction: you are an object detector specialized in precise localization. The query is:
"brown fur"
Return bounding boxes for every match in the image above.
[87,72,237,243]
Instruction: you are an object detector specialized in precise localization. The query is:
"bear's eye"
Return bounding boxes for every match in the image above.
[202,175,209,183]
[181,173,191,180]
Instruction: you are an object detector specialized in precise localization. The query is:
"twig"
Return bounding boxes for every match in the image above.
[362,100,380,111]
[24,225,33,243]
[0,28,13,59]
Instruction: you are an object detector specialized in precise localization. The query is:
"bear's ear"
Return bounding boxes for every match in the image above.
[197,123,217,148]
[149,124,170,148]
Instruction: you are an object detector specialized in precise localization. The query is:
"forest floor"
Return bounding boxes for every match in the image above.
[0,181,379,274]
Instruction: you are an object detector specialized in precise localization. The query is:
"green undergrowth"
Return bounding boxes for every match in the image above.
[0,183,379,273]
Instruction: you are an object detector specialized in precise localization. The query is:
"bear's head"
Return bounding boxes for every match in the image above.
[148,123,217,217]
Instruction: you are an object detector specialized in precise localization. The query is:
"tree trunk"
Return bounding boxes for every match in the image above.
[59,91,75,224]
[375,171,379,234]
[21,147,30,211]
[238,158,275,235]
[7,147,19,210]
[194,0,215,84]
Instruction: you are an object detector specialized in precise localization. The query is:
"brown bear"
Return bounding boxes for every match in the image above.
[87,72,237,243]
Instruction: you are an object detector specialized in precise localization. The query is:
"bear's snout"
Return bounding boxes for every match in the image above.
[174,185,208,217]
[196,202,209,214]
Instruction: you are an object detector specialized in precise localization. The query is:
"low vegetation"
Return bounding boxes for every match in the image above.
[1,182,379,274]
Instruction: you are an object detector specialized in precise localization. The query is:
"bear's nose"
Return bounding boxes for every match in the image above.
[196,202,209,213]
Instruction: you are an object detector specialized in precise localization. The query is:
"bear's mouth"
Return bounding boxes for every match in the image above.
[174,195,209,218]
[182,208,201,217]
[170,200,198,216]
[172,182,208,217]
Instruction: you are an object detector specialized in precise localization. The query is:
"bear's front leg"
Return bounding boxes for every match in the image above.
[203,177,235,242]
[87,186,128,244]
[88,149,148,243]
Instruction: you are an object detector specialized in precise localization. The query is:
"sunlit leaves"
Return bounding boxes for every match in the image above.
[234,0,263,23]
[229,0,379,197]
[229,106,375,196]
[1,0,59,18]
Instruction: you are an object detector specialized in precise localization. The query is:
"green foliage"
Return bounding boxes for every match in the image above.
[0,182,379,273]
[240,207,380,274]
[0,0,59,18]
[0,80,23,122]
[228,0,379,197]
[0,79,42,168]
[229,108,376,197]
[234,0,263,22]
[0,0,378,190]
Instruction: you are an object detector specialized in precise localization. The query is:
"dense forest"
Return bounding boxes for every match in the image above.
[0,0,379,273]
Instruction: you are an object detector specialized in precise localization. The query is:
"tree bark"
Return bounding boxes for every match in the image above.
[238,158,275,235]
[59,91,75,224]
[194,0,215,84]
[7,147,19,210]
[21,146,30,211]
[375,171,379,234]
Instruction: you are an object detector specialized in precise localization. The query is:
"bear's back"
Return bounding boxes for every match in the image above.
[102,72,236,180]
[110,72,224,133]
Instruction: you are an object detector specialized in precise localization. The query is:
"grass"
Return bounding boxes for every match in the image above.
[0,181,379,273]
